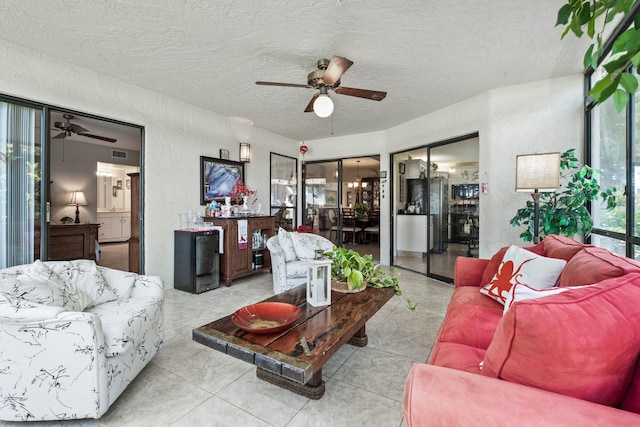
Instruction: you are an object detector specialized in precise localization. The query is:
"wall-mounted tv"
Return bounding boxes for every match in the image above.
[200,156,245,205]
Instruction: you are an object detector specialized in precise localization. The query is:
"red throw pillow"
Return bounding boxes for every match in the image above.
[543,235,585,261]
[480,242,545,287]
[482,273,640,406]
[559,246,640,288]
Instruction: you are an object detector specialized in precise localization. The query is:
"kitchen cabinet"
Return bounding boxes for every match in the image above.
[204,216,275,285]
[97,211,131,242]
[396,214,433,253]
[404,159,427,179]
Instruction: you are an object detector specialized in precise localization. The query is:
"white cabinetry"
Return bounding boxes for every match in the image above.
[397,214,433,253]
[405,159,427,179]
[98,211,131,242]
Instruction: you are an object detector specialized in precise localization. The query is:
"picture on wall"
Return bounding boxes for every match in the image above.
[200,156,245,205]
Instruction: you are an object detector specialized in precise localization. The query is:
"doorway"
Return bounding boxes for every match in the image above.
[392,135,479,281]
[49,109,143,271]
[303,156,381,260]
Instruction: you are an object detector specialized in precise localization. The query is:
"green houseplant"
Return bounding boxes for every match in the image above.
[556,0,639,111]
[323,247,416,310]
[510,149,617,242]
[354,202,368,218]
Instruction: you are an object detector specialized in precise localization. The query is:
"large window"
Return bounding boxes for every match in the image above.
[0,100,42,267]
[587,20,640,257]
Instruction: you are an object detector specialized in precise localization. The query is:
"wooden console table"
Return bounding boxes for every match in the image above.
[204,216,274,285]
[49,223,100,261]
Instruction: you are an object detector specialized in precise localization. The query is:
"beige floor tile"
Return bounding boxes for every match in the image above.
[0,262,451,426]
[287,379,404,427]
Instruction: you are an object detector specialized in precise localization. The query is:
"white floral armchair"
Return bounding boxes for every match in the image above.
[267,228,335,294]
[0,259,164,421]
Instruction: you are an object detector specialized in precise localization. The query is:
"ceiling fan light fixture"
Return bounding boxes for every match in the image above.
[313,94,334,118]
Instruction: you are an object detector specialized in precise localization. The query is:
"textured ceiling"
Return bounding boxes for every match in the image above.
[0,0,589,142]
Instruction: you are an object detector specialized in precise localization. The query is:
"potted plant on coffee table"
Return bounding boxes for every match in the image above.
[323,247,416,310]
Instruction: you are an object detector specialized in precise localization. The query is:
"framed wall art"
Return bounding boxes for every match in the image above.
[200,156,245,205]
[220,148,230,160]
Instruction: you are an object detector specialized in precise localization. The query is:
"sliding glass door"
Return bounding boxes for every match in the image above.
[303,157,381,260]
[0,100,43,268]
[392,135,479,282]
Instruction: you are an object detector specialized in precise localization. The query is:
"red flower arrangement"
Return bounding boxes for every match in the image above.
[296,225,315,234]
[230,179,255,203]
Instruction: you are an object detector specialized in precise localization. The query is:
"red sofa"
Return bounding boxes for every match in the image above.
[404,235,640,426]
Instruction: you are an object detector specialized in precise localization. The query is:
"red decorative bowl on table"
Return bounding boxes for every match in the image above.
[231,302,302,334]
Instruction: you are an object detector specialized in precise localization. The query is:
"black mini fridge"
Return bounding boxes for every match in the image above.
[174,230,220,293]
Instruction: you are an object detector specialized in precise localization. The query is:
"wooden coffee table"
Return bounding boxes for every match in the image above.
[192,284,394,399]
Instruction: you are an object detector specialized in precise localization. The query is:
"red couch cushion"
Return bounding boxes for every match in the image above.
[480,242,546,287]
[427,342,486,374]
[559,246,640,288]
[436,286,503,350]
[543,235,585,261]
[481,274,640,407]
[621,357,640,413]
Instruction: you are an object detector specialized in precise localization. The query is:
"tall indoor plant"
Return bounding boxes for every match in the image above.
[510,149,617,242]
[556,0,640,111]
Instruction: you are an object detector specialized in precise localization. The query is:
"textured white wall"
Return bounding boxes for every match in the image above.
[0,37,584,282]
[0,39,299,286]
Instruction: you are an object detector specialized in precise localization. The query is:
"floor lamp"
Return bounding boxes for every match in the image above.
[515,153,561,244]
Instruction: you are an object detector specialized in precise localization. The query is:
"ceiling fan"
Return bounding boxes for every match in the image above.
[255,56,387,118]
[53,114,117,143]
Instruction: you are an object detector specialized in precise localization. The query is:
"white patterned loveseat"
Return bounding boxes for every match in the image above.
[267,228,335,294]
[0,259,164,421]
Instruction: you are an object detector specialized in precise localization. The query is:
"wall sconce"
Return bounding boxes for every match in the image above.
[239,142,251,163]
[68,190,87,224]
[516,152,561,243]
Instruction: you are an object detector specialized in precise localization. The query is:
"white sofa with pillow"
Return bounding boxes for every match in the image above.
[0,259,164,421]
[267,228,335,294]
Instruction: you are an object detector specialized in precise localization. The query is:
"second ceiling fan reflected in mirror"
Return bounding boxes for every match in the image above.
[53,114,117,143]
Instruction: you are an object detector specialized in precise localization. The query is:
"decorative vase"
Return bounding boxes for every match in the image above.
[242,195,249,212]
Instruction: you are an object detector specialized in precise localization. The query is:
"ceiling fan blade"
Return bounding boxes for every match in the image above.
[323,56,353,86]
[53,132,67,139]
[68,123,89,134]
[79,133,117,143]
[304,93,320,113]
[255,81,312,89]
[334,86,387,101]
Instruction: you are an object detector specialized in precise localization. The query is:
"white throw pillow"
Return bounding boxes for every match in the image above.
[0,260,86,311]
[502,283,593,315]
[50,260,119,308]
[289,232,318,260]
[278,227,298,262]
[480,245,566,305]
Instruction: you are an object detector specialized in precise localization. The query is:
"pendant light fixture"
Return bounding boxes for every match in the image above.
[353,160,361,188]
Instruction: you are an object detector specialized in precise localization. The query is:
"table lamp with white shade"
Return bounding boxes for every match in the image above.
[68,190,87,224]
[515,153,561,244]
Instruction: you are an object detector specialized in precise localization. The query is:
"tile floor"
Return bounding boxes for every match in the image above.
[0,269,453,427]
